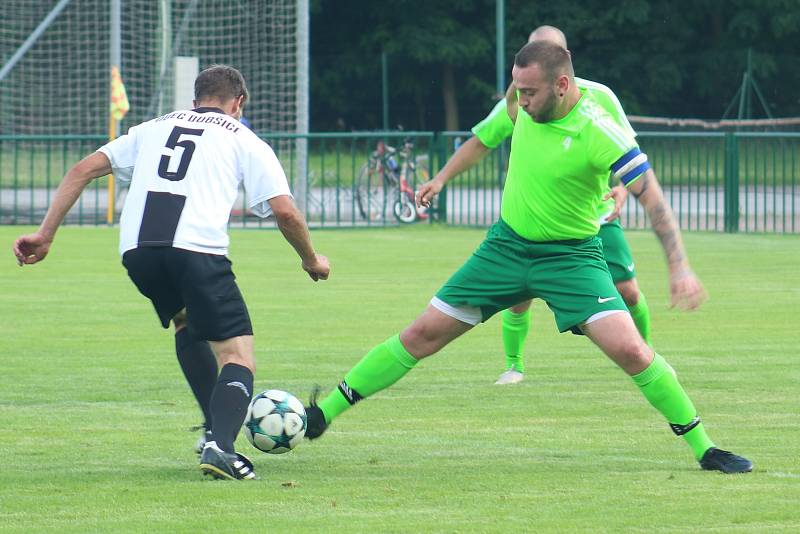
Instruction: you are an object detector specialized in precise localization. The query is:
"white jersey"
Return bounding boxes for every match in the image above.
[98,107,292,256]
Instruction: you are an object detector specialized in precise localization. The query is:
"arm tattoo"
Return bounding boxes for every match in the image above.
[630,172,651,199]
[638,173,687,269]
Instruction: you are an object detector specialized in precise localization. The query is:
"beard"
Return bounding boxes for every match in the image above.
[530,90,559,123]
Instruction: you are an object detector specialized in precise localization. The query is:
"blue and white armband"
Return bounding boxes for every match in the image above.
[612,147,651,186]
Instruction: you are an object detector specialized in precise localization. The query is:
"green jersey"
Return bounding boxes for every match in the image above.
[501,90,649,241]
[472,78,636,221]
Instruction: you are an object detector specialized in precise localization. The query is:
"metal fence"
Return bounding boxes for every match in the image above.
[438,131,800,234]
[1,131,798,233]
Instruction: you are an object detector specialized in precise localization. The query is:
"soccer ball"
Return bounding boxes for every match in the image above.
[243,389,307,454]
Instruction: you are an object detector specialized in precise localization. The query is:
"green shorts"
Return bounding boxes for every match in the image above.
[598,220,636,283]
[435,219,628,333]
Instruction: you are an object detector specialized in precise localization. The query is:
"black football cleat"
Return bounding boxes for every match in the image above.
[304,386,329,440]
[199,441,257,480]
[699,447,753,474]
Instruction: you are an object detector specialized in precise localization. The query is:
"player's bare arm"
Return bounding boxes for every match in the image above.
[13,151,112,266]
[268,194,330,281]
[417,136,490,208]
[628,168,706,310]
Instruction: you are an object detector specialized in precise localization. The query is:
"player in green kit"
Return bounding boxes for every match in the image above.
[304,41,752,473]
[429,26,650,385]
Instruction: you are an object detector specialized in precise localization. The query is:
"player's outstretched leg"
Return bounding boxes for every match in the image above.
[174,325,218,453]
[631,353,752,473]
[305,334,418,439]
[584,313,752,474]
[306,305,473,439]
[496,306,530,385]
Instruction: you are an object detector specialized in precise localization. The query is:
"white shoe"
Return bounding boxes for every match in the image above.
[192,427,213,455]
[495,369,524,385]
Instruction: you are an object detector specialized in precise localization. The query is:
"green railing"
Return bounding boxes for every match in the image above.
[0,135,108,225]
[1,132,798,233]
[437,131,800,234]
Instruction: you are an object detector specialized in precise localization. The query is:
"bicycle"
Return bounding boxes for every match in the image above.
[355,138,430,223]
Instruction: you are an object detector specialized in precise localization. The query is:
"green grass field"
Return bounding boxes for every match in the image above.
[1,225,799,532]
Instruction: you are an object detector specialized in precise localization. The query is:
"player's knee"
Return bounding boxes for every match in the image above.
[616,280,639,306]
[616,338,652,373]
[172,309,188,330]
[217,351,255,373]
[401,324,431,356]
[401,322,446,359]
[211,337,256,373]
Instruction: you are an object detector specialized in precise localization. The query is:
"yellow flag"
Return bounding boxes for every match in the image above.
[110,66,130,120]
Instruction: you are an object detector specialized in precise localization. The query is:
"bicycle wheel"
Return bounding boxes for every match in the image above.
[408,155,430,221]
[393,191,417,223]
[355,161,394,222]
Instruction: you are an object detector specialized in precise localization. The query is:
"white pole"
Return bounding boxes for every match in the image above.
[107,0,122,225]
[295,0,310,214]
[157,0,173,116]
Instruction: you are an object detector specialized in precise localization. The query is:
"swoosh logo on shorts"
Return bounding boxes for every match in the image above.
[626,263,635,272]
[597,296,617,303]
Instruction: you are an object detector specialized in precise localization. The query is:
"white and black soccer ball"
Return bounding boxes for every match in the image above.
[243,389,307,454]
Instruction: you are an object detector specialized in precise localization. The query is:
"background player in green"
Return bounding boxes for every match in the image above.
[430,25,651,385]
[302,41,752,474]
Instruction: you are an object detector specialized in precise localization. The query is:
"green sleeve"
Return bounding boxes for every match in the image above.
[471,99,514,149]
[590,89,636,139]
[587,117,638,173]
[577,77,637,139]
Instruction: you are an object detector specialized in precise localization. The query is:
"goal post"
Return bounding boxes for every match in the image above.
[1,0,310,214]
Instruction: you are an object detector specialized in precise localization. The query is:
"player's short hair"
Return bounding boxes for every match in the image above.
[514,41,573,81]
[194,65,249,104]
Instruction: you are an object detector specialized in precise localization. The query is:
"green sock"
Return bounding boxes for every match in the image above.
[628,292,652,346]
[501,309,530,372]
[632,353,715,460]
[318,334,418,423]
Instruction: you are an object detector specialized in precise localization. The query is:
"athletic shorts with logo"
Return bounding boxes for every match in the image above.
[598,219,636,283]
[122,246,253,341]
[435,219,629,333]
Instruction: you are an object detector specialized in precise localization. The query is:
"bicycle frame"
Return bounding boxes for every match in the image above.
[355,138,428,223]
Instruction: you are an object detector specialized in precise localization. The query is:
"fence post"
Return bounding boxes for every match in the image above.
[724,132,740,233]
[435,132,448,221]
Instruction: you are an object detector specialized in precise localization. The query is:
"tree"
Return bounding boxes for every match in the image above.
[310,0,800,130]
[311,0,495,130]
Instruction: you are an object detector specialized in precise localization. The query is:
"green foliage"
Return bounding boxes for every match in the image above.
[310,0,800,130]
[1,226,799,532]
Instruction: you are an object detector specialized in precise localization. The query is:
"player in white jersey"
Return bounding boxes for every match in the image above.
[13,65,330,481]
[101,72,310,457]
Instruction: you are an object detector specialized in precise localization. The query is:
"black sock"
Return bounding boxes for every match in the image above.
[175,328,218,430]
[209,363,253,453]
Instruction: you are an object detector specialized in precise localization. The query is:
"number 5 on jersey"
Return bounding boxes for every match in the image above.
[158,126,205,181]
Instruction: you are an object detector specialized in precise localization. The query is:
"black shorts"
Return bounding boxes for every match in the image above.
[122,247,253,341]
